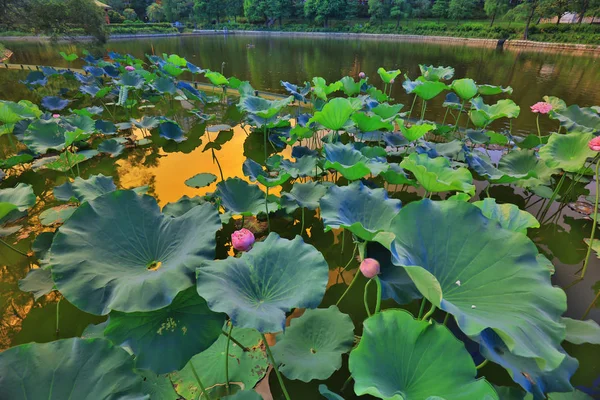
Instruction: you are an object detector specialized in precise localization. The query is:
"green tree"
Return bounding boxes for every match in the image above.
[391,0,410,27]
[448,0,477,21]
[29,0,107,41]
[432,0,450,21]
[129,0,154,19]
[304,0,347,27]
[194,0,224,22]
[226,0,245,21]
[146,2,165,21]
[123,7,138,20]
[411,0,432,19]
[484,0,509,26]
[107,9,125,23]
[368,0,390,23]
[106,0,126,12]
[538,0,569,24]
[162,0,193,22]
[522,0,540,39]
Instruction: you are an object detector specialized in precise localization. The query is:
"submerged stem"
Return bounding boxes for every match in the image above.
[581,159,600,280]
[582,291,600,319]
[261,333,291,400]
[475,359,489,370]
[225,323,233,394]
[190,363,210,400]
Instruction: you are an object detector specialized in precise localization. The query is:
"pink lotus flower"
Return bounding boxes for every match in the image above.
[232,228,255,252]
[359,72,366,79]
[125,66,135,72]
[589,136,600,152]
[52,114,60,118]
[360,258,380,278]
[531,102,553,114]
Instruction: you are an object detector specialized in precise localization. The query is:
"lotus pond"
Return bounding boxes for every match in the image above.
[0,48,599,400]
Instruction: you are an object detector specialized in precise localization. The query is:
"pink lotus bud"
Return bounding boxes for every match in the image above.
[232,228,255,252]
[359,72,366,79]
[125,66,135,72]
[530,102,552,114]
[360,258,380,278]
[52,114,60,118]
[390,78,395,84]
[589,136,600,152]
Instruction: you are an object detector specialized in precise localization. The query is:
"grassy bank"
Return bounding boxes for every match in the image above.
[202,19,600,45]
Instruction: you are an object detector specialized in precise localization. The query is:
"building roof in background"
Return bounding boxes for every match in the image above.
[94,0,112,9]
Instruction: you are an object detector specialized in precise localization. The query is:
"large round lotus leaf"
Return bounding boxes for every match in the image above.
[372,103,403,120]
[400,122,435,141]
[495,387,593,400]
[400,153,475,194]
[162,195,207,217]
[419,65,455,81]
[197,233,329,333]
[312,77,344,100]
[349,309,498,400]
[272,306,354,382]
[104,287,225,374]
[215,178,278,216]
[243,158,292,188]
[377,68,401,84]
[239,95,294,119]
[0,338,146,399]
[224,391,263,399]
[308,98,359,131]
[0,100,42,124]
[19,268,55,300]
[324,142,388,180]
[539,132,595,173]
[412,80,448,101]
[497,149,558,188]
[98,138,125,157]
[54,174,117,202]
[50,190,222,315]
[319,181,401,242]
[451,78,478,100]
[381,163,417,186]
[389,200,567,371]
[473,198,539,234]
[39,204,77,226]
[319,385,345,400]
[41,95,70,111]
[137,370,179,399]
[469,98,520,128]
[563,317,600,345]
[351,113,394,132]
[281,181,329,213]
[478,84,513,95]
[23,119,66,154]
[159,121,186,143]
[171,326,268,398]
[477,328,577,398]
[0,182,36,211]
[465,151,533,184]
[185,172,217,189]
[366,242,421,304]
[549,105,600,134]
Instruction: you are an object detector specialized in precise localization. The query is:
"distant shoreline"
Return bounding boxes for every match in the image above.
[1,30,599,55]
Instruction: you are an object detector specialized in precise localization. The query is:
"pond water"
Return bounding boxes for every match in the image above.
[0,35,599,399]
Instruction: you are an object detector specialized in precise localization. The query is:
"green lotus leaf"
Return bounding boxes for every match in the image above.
[0,183,36,211]
[0,203,17,221]
[98,138,126,157]
[23,119,66,153]
[367,86,389,102]
[280,181,328,213]
[381,163,417,186]
[320,181,401,241]
[351,113,394,132]
[278,156,320,178]
[389,200,567,371]
[0,100,42,125]
[323,142,388,180]
[225,391,264,399]
[162,195,207,218]
[338,76,365,96]
[478,84,513,95]
[0,338,146,399]
[205,70,229,86]
[272,306,354,382]
[50,190,222,315]
[60,51,78,62]
[498,149,558,188]
[583,238,600,259]
[539,132,595,173]
[377,67,402,84]
[0,153,34,169]
[400,153,475,194]
[486,130,509,145]
[412,80,448,101]
[239,95,294,119]
[18,268,55,301]
[171,326,268,399]
[312,77,343,100]
[185,172,217,189]
[95,119,118,135]
[469,98,521,128]
[549,105,600,134]
[159,121,186,143]
[473,198,540,234]
[215,178,278,216]
[349,309,498,400]
[39,204,77,226]
[118,71,145,89]
[562,317,600,345]
[477,328,577,397]
[44,151,87,173]
[196,233,329,333]
[242,158,292,187]
[308,98,359,131]
[153,77,176,94]
[372,103,403,120]
[419,65,455,81]
[400,122,435,141]
[137,370,179,400]
[64,128,91,147]
[319,385,345,400]
[543,96,567,112]
[451,78,478,100]
[105,287,226,374]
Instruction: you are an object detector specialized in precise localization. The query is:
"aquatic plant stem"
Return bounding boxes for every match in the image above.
[417,299,428,319]
[190,363,211,400]
[336,269,361,306]
[0,239,28,257]
[408,95,417,119]
[221,330,250,352]
[420,100,427,122]
[582,291,600,319]
[265,186,271,233]
[580,159,600,280]
[225,323,233,394]
[441,107,450,126]
[443,313,450,325]
[453,100,466,133]
[364,279,374,317]
[374,277,382,314]
[300,208,305,235]
[475,359,489,370]
[261,333,291,400]
[535,114,542,139]
[539,173,566,219]
[211,149,224,181]
[56,298,61,335]
[263,125,267,163]
[421,304,436,321]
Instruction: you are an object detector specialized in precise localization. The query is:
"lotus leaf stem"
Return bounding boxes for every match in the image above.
[263,125,267,164]
[56,298,60,335]
[475,359,489,370]
[342,244,358,271]
[582,291,600,319]
[265,185,271,233]
[225,322,233,394]
[261,332,291,400]
[420,100,427,122]
[443,313,450,326]
[211,149,224,182]
[336,268,361,306]
[340,375,353,392]
[441,107,450,126]
[453,100,466,134]
[300,208,305,235]
[364,278,374,318]
[539,173,566,219]
[408,95,417,119]
[220,330,250,352]
[581,159,600,281]
[341,229,345,254]
[0,239,28,257]
[417,299,428,319]
[374,277,382,314]
[190,362,211,400]
[421,304,436,321]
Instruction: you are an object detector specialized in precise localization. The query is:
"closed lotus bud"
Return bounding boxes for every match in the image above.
[390,78,395,84]
[360,258,380,278]
[232,228,255,252]
[52,114,60,118]
[359,72,366,79]
[125,66,135,72]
